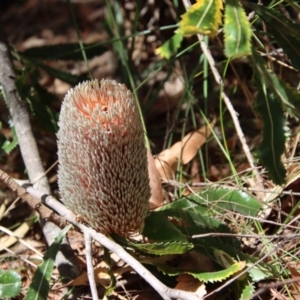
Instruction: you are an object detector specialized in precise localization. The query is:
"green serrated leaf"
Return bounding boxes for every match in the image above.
[192,261,246,282]
[2,126,18,154]
[188,187,262,216]
[155,261,245,283]
[239,280,255,300]
[194,241,274,282]
[247,262,273,282]
[178,0,223,37]
[214,249,248,280]
[129,240,193,256]
[24,225,72,300]
[155,32,183,59]
[251,52,287,184]
[245,2,300,72]
[20,43,107,61]
[38,63,88,85]
[0,269,22,299]
[224,0,252,58]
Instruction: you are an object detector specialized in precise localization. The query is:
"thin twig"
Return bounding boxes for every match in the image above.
[0,225,44,256]
[251,277,300,299]
[0,170,67,228]
[192,232,300,240]
[0,170,203,300]
[181,0,263,190]
[0,22,80,279]
[44,192,203,300]
[0,27,49,194]
[84,231,99,300]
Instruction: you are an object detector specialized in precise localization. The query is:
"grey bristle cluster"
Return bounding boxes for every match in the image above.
[57,79,150,236]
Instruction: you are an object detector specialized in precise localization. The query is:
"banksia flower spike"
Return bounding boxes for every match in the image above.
[57,79,150,237]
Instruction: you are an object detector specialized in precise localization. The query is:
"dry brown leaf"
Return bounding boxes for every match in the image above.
[0,219,33,251]
[175,274,206,298]
[179,250,214,273]
[69,259,133,288]
[70,266,111,287]
[155,118,216,180]
[288,264,300,300]
[147,149,164,209]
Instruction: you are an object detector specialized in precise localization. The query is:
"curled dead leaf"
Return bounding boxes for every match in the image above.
[155,118,216,180]
[147,149,164,209]
[175,274,206,298]
[70,267,111,287]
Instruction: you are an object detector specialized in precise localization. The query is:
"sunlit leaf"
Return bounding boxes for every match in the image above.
[178,0,223,37]
[0,269,21,299]
[192,261,246,282]
[156,261,246,283]
[224,0,252,58]
[2,126,18,154]
[214,249,247,280]
[239,281,255,300]
[247,263,273,282]
[194,242,274,283]
[188,187,262,216]
[155,32,183,59]
[129,240,193,256]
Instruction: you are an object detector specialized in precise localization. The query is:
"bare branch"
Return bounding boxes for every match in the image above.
[0,23,80,279]
[84,231,99,300]
[0,169,203,300]
[0,169,67,228]
[51,196,204,300]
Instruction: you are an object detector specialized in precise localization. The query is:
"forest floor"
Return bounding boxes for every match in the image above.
[1,0,300,299]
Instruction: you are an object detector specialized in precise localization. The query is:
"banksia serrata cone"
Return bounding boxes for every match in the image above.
[57,79,150,236]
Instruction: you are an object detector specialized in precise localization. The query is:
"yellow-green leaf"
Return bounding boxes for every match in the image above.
[224,0,252,58]
[178,0,223,37]
[154,260,246,283]
[191,261,246,282]
[155,32,183,59]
